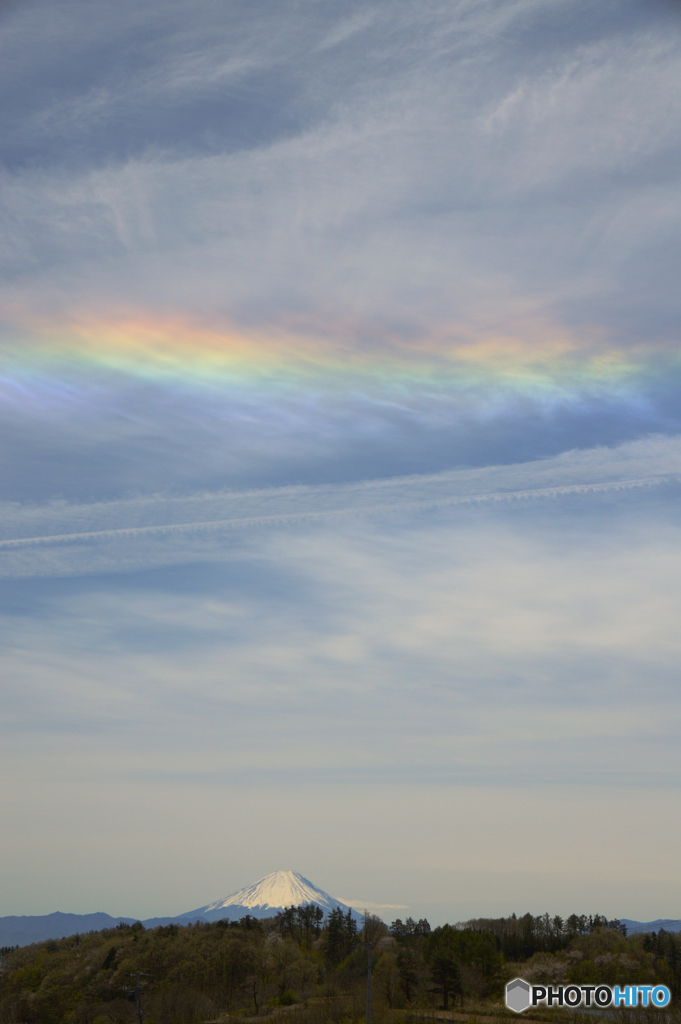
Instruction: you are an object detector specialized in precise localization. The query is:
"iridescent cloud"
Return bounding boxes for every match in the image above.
[2,306,676,412]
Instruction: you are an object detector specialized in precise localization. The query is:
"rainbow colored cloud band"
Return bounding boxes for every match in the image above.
[1,311,678,408]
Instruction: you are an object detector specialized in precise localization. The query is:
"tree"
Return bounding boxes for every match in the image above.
[274,904,324,946]
[325,907,358,966]
[390,917,430,940]
[373,952,399,1009]
[424,926,467,1009]
[240,944,268,1013]
[429,951,462,1010]
[362,914,386,944]
[397,946,419,1003]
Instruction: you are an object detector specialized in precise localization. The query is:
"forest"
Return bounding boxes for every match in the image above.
[0,908,679,1024]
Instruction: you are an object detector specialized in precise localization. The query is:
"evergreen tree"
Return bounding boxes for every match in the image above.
[396,946,419,1002]
[429,951,462,1010]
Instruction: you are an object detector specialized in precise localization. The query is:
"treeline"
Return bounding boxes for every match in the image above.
[643,931,681,995]
[455,912,628,960]
[0,907,679,1024]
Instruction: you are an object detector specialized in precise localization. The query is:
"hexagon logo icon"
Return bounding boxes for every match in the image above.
[506,978,531,1013]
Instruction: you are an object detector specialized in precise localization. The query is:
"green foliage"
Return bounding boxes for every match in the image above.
[274,905,323,946]
[389,917,431,938]
[373,952,399,1009]
[324,908,358,967]
[396,946,418,1003]
[423,924,502,1003]
[101,949,116,971]
[429,951,462,1010]
[644,930,681,996]
[461,911,626,959]
[424,926,466,1009]
[361,915,387,945]
[518,929,663,995]
[0,908,676,1024]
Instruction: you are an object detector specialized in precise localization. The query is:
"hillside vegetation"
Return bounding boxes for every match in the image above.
[1,909,680,1024]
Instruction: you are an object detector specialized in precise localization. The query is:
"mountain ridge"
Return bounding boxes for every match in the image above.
[179,870,355,922]
[0,870,360,947]
[621,918,681,934]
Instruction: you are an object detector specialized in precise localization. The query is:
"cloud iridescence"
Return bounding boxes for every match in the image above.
[1,0,681,922]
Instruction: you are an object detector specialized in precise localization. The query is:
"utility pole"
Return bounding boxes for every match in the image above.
[130,970,148,1024]
[365,942,372,1024]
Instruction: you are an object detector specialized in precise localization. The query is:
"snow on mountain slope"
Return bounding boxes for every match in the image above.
[180,870,358,921]
[0,872,362,945]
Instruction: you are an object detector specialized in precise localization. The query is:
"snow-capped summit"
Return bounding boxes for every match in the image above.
[0,871,364,944]
[180,870,357,922]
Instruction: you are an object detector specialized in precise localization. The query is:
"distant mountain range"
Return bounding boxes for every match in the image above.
[0,870,360,947]
[621,918,681,934]
[1,873,679,948]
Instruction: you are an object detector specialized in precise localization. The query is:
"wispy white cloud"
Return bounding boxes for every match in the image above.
[2,0,681,924]
[338,901,409,912]
[315,10,378,52]
[480,34,681,187]
[1,435,679,577]
[2,455,681,918]
[1,0,680,342]
[2,477,681,924]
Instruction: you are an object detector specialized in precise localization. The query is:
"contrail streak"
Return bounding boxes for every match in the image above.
[0,474,675,551]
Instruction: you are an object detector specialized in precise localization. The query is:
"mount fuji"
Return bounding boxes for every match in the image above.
[0,871,362,945]
[175,870,359,923]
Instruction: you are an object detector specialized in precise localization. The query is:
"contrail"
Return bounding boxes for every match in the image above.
[0,473,675,551]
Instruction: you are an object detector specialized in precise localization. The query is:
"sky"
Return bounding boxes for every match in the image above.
[1,0,681,926]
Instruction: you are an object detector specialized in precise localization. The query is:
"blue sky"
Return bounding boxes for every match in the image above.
[1,0,681,924]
